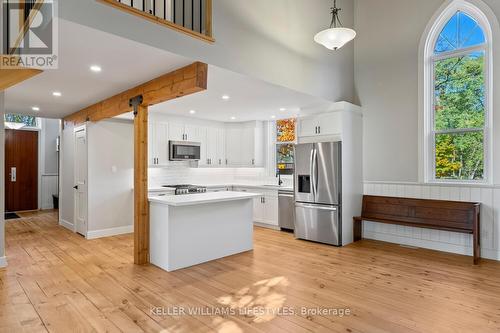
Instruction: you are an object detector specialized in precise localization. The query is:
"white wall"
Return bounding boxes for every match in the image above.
[87,120,134,238]
[0,92,6,267]
[41,118,61,210]
[355,0,500,260]
[59,122,75,230]
[59,0,355,104]
[355,0,500,182]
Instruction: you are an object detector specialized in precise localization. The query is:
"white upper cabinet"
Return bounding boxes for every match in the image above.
[149,121,169,166]
[168,122,185,142]
[225,121,264,167]
[206,127,225,166]
[149,116,268,169]
[298,112,342,138]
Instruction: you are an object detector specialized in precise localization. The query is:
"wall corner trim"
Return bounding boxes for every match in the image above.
[0,256,7,268]
[59,219,74,231]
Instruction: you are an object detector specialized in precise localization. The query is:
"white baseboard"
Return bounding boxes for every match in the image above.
[254,222,280,231]
[59,219,74,231]
[364,231,500,261]
[0,256,7,268]
[86,225,133,240]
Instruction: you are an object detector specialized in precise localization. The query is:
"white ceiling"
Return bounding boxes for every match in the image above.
[5,19,333,122]
[4,19,193,119]
[145,65,334,122]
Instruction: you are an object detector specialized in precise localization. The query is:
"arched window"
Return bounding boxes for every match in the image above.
[422,1,492,183]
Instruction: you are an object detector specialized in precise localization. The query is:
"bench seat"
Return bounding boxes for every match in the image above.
[353,195,481,264]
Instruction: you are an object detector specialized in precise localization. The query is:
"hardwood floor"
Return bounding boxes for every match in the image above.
[2,210,500,333]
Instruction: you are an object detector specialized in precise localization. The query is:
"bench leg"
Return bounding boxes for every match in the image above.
[353,218,362,242]
[473,213,480,265]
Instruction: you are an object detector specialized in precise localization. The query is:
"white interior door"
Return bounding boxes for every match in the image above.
[74,129,88,236]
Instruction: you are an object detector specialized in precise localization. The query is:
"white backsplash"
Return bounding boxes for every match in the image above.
[149,164,293,187]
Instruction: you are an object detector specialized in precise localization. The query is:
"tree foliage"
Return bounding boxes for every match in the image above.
[434,52,485,180]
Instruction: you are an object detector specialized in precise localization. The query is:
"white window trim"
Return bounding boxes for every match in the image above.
[419,0,494,185]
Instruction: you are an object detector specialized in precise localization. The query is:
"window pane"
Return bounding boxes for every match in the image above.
[276,118,296,143]
[4,114,38,127]
[434,51,485,130]
[276,144,294,175]
[435,131,484,180]
[434,11,485,54]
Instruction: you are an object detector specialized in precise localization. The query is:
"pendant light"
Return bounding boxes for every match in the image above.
[314,0,356,50]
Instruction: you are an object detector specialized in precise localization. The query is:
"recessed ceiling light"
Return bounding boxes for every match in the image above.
[189,110,196,114]
[230,116,236,120]
[271,115,276,119]
[222,95,230,100]
[280,108,286,111]
[32,106,40,112]
[52,91,62,97]
[90,65,102,73]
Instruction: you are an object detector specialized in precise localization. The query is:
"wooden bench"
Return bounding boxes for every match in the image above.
[353,195,481,264]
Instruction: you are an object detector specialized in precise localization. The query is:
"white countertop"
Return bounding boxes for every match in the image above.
[148,183,293,193]
[149,191,262,206]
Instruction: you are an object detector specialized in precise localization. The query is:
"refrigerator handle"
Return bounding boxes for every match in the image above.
[313,146,319,200]
[310,147,316,200]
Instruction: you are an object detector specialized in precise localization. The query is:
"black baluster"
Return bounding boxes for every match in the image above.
[191,0,194,30]
[173,0,176,23]
[5,0,10,54]
[199,0,202,33]
[164,0,166,20]
[153,0,156,15]
[142,0,145,12]
[182,0,185,27]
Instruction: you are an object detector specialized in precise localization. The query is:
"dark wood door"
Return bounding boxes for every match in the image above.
[5,129,38,212]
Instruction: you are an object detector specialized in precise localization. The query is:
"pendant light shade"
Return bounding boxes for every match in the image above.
[315,0,356,50]
[314,27,356,50]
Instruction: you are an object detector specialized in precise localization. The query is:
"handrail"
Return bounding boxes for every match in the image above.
[97,0,214,43]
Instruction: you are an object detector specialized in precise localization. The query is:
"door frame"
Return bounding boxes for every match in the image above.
[73,125,88,237]
[5,127,42,212]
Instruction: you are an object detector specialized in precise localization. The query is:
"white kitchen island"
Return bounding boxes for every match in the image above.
[149,191,261,272]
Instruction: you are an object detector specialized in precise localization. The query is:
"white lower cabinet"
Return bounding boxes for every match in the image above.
[234,187,278,227]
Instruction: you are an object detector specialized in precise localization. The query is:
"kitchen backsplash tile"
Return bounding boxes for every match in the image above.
[149,164,292,187]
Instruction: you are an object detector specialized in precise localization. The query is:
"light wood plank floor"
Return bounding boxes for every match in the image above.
[2,210,500,333]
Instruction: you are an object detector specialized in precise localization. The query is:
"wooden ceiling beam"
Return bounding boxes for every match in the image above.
[63,61,208,125]
[0,56,43,92]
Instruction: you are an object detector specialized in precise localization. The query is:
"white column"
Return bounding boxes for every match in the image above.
[0,92,6,267]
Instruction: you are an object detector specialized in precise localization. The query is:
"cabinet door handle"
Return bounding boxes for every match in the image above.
[318,126,321,134]
[226,159,228,165]
[315,126,318,134]
[219,159,222,165]
[252,159,255,165]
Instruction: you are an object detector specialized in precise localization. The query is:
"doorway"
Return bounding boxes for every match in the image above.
[5,129,38,212]
[74,128,88,236]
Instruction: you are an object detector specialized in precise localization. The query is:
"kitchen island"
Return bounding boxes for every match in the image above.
[149,191,261,272]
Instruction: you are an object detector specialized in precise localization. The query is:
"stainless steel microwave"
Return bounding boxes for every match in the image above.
[169,141,201,161]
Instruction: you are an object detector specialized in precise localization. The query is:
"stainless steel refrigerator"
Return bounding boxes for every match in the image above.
[294,142,342,246]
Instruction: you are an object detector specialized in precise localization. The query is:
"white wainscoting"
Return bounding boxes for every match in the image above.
[41,175,58,210]
[363,182,500,261]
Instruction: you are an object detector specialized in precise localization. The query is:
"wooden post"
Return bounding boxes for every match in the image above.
[134,103,149,265]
